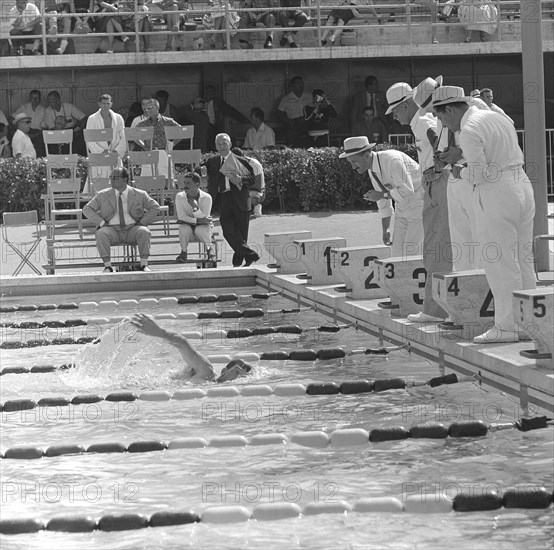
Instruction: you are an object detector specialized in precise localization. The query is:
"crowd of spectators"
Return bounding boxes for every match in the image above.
[0,0,514,56]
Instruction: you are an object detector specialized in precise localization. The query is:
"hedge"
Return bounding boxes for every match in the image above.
[0,143,418,219]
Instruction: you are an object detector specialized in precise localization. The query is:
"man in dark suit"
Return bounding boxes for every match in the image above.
[350,75,389,136]
[83,167,160,273]
[206,133,259,267]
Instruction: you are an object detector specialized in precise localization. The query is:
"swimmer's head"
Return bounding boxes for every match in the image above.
[216,359,252,383]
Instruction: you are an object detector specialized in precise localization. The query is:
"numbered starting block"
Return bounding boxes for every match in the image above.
[433,270,495,340]
[331,245,391,299]
[264,231,311,274]
[514,288,553,368]
[374,256,426,317]
[294,237,347,286]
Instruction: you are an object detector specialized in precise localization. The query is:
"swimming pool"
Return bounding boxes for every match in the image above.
[1,281,553,549]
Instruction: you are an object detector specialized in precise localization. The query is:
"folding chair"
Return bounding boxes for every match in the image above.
[124,127,153,152]
[2,211,42,276]
[164,125,194,153]
[43,129,73,155]
[84,128,114,154]
[168,149,202,190]
[87,151,119,194]
[44,154,83,240]
[129,150,170,235]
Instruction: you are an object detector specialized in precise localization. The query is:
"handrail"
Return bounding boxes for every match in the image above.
[1,0,552,56]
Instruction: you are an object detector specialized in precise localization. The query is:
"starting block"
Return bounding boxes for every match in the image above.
[264,231,311,274]
[374,256,426,317]
[513,288,553,368]
[294,237,347,285]
[432,270,494,340]
[331,245,391,299]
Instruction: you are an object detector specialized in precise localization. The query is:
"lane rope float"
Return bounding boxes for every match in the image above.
[2,418,552,460]
[0,373,481,412]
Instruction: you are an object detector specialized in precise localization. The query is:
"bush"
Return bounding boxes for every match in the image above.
[0,143,418,218]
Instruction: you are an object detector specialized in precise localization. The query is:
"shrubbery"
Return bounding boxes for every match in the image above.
[0,144,418,218]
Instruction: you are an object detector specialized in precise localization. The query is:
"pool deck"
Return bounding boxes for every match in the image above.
[1,209,553,417]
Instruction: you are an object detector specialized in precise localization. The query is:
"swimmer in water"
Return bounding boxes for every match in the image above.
[130,313,252,383]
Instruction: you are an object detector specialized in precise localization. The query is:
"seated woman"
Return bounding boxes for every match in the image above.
[303,89,337,146]
[130,313,253,383]
[72,0,95,33]
[93,0,130,53]
[321,0,361,46]
[175,172,215,263]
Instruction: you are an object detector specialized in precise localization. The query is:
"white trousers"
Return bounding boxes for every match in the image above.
[179,223,213,251]
[472,173,536,330]
[447,177,481,271]
[391,212,424,258]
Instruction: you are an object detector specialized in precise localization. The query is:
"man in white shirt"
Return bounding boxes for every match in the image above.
[43,91,86,131]
[479,88,514,123]
[277,76,311,146]
[175,172,214,263]
[12,89,46,155]
[12,112,36,159]
[340,136,424,258]
[386,78,452,323]
[432,85,536,344]
[130,98,151,128]
[9,0,41,55]
[243,107,275,150]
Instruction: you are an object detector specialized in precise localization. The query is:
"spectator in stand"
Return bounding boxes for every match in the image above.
[12,113,37,159]
[304,89,337,147]
[8,0,42,56]
[119,0,152,52]
[238,0,279,50]
[180,97,211,153]
[350,76,389,137]
[43,1,73,55]
[320,0,380,47]
[155,90,178,120]
[0,124,12,158]
[419,0,439,44]
[277,75,311,147]
[205,0,240,50]
[479,88,514,122]
[12,90,46,155]
[175,172,215,263]
[243,107,275,149]
[43,91,86,132]
[353,106,388,144]
[163,0,187,51]
[137,98,181,176]
[459,0,498,42]
[278,0,308,48]
[72,0,95,34]
[93,1,130,53]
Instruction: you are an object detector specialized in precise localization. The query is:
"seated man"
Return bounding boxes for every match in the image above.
[119,0,152,52]
[82,167,160,272]
[43,1,73,54]
[12,113,36,159]
[243,107,275,150]
[278,0,308,48]
[8,0,42,55]
[130,313,253,383]
[238,0,279,49]
[353,106,388,144]
[175,172,215,263]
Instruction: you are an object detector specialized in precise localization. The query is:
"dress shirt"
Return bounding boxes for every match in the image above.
[278,91,312,120]
[9,3,40,31]
[220,153,232,192]
[137,115,180,150]
[12,129,36,159]
[368,150,422,219]
[13,103,46,131]
[244,122,275,149]
[43,103,85,130]
[175,189,213,225]
[459,107,524,185]
[108,187,135,227]
[409,111,437,173]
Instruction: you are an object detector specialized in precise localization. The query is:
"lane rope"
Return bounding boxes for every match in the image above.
[2,418,552,460]
[0,373,480,412]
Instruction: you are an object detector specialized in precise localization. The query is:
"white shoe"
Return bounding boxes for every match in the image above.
[473,326,519,344]
[407,312,444,323]
[253,204,263,217]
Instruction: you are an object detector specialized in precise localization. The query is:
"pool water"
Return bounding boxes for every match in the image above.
[1,286,553,550]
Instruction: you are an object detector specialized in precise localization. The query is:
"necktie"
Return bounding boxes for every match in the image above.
[219,157,226,193]
[118,192,126,229]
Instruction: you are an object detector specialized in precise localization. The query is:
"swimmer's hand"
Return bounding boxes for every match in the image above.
[130,313,166,338]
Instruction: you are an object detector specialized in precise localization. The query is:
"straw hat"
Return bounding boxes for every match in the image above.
[412,75,443,114]
[432,86,470,107]
[385,83,413,115]
[13,113,32,125]
[339,136,376,158]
